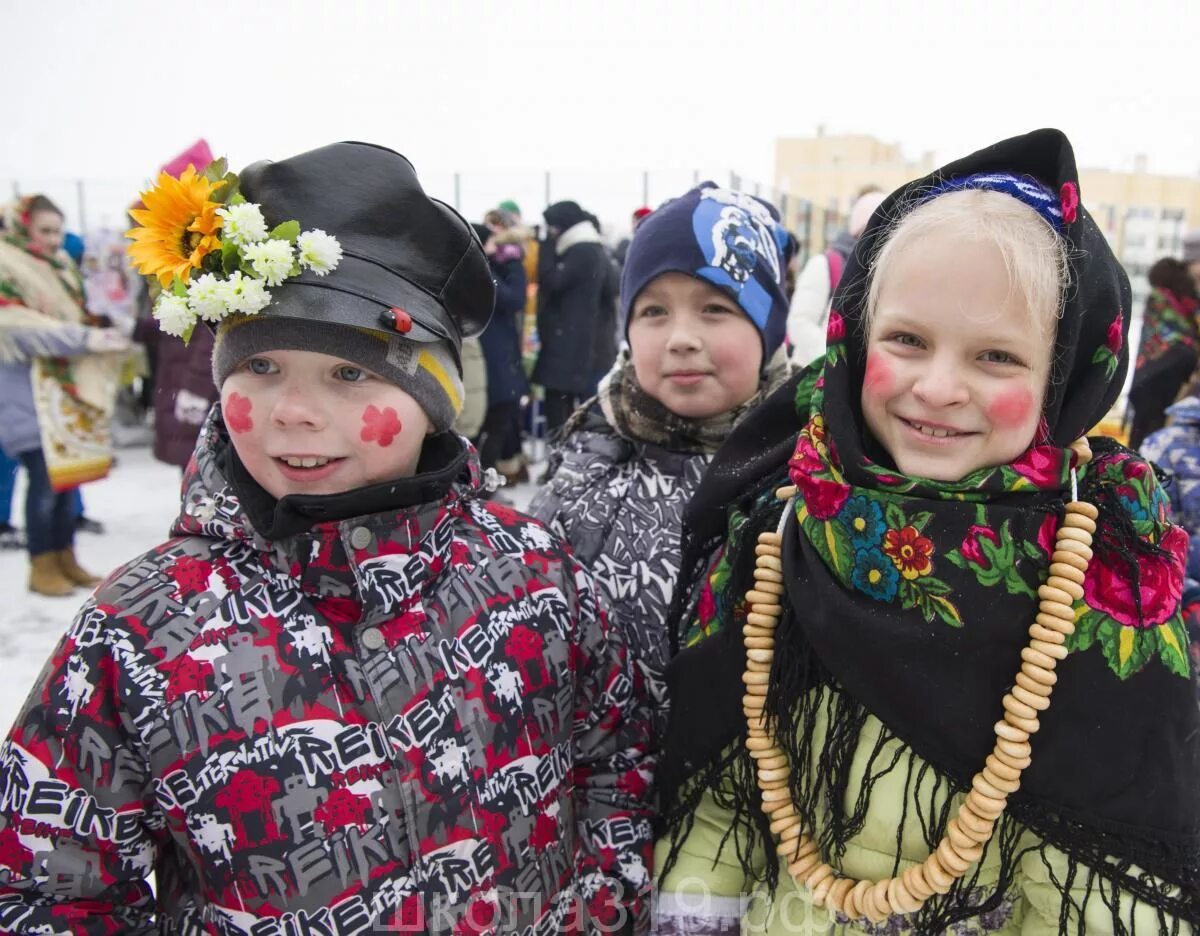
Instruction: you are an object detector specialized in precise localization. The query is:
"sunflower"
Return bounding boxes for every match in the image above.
[126,166,224,287]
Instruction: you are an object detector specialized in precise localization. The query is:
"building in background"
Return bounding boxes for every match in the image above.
[775,131,1200,311]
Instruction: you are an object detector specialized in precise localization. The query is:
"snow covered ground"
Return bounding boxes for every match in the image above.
[0,443,544,736]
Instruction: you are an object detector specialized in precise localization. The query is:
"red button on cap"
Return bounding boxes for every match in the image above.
[389,307,412,333]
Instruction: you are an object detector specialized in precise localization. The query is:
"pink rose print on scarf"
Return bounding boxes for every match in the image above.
[1059,182,1079,224]
[789,431,850,520]
[1082,525,1186,628]
[360,405,403,447]
[1035,513,1057,558]
[961,524,1002,569]
[826,310,845,343]
[1106,312,1124,354]
[1010,445,1063,487]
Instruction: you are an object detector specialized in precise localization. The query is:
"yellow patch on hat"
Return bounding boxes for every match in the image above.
[418,349,463,414]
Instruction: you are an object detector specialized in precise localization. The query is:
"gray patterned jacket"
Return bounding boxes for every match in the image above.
[0,414,655,935]
[529,415,709,706]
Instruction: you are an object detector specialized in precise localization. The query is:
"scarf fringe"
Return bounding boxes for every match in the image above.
[659,466,1200,932]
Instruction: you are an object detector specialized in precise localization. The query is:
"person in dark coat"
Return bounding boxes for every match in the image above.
[532,200,619,433]
[471,222,529,474]
[1125,257,1200,449]
[133,294,218,469]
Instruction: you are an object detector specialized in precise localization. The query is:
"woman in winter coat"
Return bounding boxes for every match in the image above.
[1126,257,1200,448]
[530,183,793,723]
[0,195,132,596]
[472,221,530,474]
[1141,389,1200,703]
[0,143,655,934]
[532,200,619,433]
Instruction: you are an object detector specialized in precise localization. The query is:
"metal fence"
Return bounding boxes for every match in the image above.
[4,168,847,262]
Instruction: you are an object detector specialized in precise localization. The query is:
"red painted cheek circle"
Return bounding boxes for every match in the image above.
[862,353,893,399]
[986,387,1036,430]
[224,393,254,434]
[360,405,403,447]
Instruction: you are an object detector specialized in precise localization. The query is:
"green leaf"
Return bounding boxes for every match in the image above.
[269,220,301,244]
[885,501,905,530]
[829,523,854,577]
[944,549,966,569]
[930,594,965,628]
[1066,611,1099,653]
[211,171,240,204]
[171,277,189,298]
[803,516,834,569]
[1020,540,1044,561]
[230,191,246,206]
[203,157,228,182]
[917,576,952,596]
[909,511,933,532]
[1002,569,1038,599]
[221,239,241,275]
[1156,618,1191,678]
[181,321,195,345]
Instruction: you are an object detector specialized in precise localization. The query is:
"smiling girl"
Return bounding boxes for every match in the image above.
[654,131,1199,934]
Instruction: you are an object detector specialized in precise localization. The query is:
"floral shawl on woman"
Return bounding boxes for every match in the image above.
[0,197,123,488]
[659,130,1200,932]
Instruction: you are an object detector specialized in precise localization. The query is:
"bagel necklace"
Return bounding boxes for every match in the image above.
[742,438,1095,924]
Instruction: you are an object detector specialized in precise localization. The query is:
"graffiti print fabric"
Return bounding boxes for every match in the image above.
[0,412,655,934]
[530,411,710,712]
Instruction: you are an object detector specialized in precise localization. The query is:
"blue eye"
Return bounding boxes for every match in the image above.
[888,332,924,348]
[246,357,276,375]
[980,350,1022,366]
[337,365,367,382]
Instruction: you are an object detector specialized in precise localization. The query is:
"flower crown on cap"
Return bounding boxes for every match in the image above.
[125,158,342,342]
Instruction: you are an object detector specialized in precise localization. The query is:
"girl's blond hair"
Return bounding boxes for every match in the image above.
[864,189,1068,342]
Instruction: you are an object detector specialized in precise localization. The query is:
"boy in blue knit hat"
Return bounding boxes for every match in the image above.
[530,183,793,719]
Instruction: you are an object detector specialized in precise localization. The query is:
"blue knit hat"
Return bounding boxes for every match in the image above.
[620,183,794,359]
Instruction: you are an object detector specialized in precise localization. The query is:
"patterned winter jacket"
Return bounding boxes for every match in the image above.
[0,415,655,935]
[529,413,708,711]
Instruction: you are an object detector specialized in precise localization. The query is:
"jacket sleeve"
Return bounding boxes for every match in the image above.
[492,259,528,317]
[0,306,92,359]
[0,601,164,933]
[568,557,656,935]
[784,254,831,367]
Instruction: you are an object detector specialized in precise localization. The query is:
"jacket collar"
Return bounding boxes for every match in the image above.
[556,219,603,255]
[174,408,482,602]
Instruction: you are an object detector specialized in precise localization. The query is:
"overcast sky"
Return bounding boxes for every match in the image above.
[5,0,1198,229]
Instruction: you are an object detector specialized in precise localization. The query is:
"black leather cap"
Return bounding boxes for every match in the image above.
[237,142,494,352]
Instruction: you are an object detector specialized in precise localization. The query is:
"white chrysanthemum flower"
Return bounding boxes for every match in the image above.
[154,294,196,337]
[216,202,269,246]
[296,229,343,276]
[241,238,295,287]
[223,272,272,316]
[186,273,229,323]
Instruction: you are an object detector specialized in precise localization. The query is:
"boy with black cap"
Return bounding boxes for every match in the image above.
[0,143,653,934]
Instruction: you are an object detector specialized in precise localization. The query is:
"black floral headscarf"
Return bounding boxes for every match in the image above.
[660,129,1200,931]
